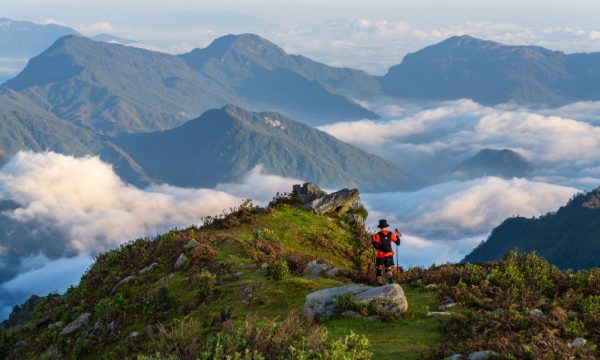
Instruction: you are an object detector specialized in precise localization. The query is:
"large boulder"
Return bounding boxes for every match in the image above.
[59,313,91,337]
[293,182,327,204]
[292,182,364,217]
[304,284,408,320]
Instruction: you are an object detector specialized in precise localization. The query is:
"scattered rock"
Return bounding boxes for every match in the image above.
[138,262,158,275]
[341,310,362,319]
[42,346,59,358]
[304,283,408,320]
[293,182,327,204]
[324,267,340,277]
[36,316,51,328]
[426,311,451,317]
[260,263,268,270]
[14,340,27,348]
[174,253,188,269]
[567,310,579,319]
[348,213,364,227]
[467,350,499,360]
[438,299,457,311]
[108,321,118,337]
[60,313,91,337]
[529,308,544,319]
[303,261,330,278]
[86,322,102,338]
[48,321,63,330]
[128,331,141,339]
[447,355,464,360]
[242,286,253,303]
[110,275,136,295]
[184,239,199,250]
[572,337,587,347]
[424,284,438,290]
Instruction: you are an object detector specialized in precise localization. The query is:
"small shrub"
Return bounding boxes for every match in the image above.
[268,260,290,281]
[564,318,585,337]
[188,270,216,303]
[95,293,128,322]
[144,286,178,315]
[581,295,600,317]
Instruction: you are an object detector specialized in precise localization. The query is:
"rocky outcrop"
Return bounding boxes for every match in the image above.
[59,313,91,337]
[303,283,408,320]
[292,182,365,217]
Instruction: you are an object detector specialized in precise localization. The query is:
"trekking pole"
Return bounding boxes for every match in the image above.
[395,228,400,273]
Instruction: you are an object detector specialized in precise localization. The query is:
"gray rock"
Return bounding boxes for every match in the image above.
[108,320,118,337]
[529,308,544,319]
[567,310,578,319]
[260,262,268,270]
[128,331,141,339]
[86,322,102,338]
[348,213,364,227]
[110,275,136,295]
[14,340,27,348]
[572,337,587,347]
[324,267,340,277]
[303,261,330,278]
[447,355,464,360]
[468,351,499,360]
[293,182,327,204]
[48,321,63,330]
[424,284,438,290]
[60,313,91,337]
[341,310,362,319]
[305,188,363,216]
[439,299,457,311]
[36,316,51,328]
[304,284,407,320]
[426,311,451,317]
[184,239,199,250]
[174,253,188,269]
[138,262,158,275]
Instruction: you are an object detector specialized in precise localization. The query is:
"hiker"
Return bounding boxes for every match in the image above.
[371,219,401,285]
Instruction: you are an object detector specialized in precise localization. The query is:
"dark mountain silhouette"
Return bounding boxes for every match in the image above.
[114,105,417,191]
[464,187,600,269]
[380,35,600,106]
[451,149,532,179]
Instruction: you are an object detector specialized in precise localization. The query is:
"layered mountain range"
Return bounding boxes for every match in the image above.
[2,30,600,192]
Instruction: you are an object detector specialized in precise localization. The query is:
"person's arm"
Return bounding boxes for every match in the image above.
[393,229,402,245]
[371,233,380,250]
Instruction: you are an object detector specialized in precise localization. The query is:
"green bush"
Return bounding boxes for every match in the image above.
[144,286,178,315]
[268,260,290,281]
[564,318,585,338]
[188,270,216,303]
[581,295,600,317]
[95,293,128,322]
[200,313,371,360]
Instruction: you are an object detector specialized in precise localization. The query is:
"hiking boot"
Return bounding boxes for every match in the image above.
[387,275,394,284]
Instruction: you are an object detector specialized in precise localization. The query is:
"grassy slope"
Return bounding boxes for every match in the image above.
[5,204,444,359]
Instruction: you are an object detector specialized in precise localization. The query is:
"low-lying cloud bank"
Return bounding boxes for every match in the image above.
[320,100,600,188]
[0,150,584,320]
[0,152,298,319]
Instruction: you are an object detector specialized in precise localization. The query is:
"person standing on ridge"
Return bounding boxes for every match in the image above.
[371,219,401,285]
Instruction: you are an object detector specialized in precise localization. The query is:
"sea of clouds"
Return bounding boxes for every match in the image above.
[3,98,600,319]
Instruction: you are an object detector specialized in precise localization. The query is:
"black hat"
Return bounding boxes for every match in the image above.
[377,219,390,229]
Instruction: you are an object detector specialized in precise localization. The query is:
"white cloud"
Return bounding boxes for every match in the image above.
[363,177,578,242]
[0,152,296,255]
[74,21,115,34]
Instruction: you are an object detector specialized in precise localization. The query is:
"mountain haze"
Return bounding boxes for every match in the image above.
[114,105,416,191]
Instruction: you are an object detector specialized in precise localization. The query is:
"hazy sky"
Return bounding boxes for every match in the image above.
[3,0,600,74]
[3,0,600,26]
